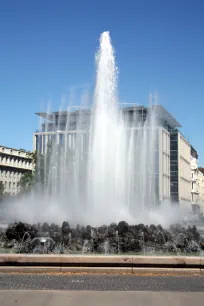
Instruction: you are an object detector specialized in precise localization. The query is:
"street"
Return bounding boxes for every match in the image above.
[0,274,204,305]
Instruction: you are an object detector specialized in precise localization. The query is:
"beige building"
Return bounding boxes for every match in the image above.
[0,145,34,195]
[197,170,204,214]
[190,147,199,206]
[177,132,191,205]
[33,105,196,208]
[158,127,170,202]
[190,147,204,215]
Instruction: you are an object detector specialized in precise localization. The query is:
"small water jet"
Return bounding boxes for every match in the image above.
[31,237,55,254]
[21,232,31,243]
[1,221,204,255]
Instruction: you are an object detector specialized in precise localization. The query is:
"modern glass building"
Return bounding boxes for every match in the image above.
[33,104,192,207]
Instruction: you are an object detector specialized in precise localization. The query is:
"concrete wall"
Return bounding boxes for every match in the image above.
[34,130,91,158]
[191,156,199,203]
[197,170,204,214]
[178,133,191,205]
[158,127,170,202]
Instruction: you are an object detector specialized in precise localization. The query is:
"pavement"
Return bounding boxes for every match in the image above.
[0,274,203,305]
[0,290,204,306]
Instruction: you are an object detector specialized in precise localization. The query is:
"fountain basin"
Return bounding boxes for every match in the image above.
[0,254,202,270]
[0,254,203,275]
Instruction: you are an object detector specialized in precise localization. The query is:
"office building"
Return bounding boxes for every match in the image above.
[33,104,193,208]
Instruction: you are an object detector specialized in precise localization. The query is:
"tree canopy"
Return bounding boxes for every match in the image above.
[0,181,4,196]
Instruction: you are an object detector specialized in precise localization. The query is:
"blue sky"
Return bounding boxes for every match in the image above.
[0,1,203,163]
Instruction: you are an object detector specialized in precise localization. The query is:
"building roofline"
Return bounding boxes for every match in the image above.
[198,167,204,175]
[151,105,182,128]
[0,145,31,153]
[36,104,182,128]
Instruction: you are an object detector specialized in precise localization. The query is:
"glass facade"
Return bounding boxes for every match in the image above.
[35,105,184,205]
[170,132,179,203]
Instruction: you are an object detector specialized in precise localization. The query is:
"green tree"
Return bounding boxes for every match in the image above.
[18,171,35,193]
[18,150,37,193]
[29,151,37,166]
[0,181,4,198]
[18,142,53,194]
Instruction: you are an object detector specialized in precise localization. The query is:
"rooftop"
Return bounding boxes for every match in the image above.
[198,167,204,175]
[36,104,181,129]
[0,145,32,159]
[152,105,181,128]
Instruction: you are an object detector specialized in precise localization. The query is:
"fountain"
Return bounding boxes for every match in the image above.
[1,32,203,258]
[31,237,55,254]
[0,220,203,255]
[2,31,163,226]
[21,232,31,243]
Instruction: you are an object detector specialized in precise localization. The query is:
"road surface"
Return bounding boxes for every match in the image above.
[0,274,203,306]
[0,274,203,291]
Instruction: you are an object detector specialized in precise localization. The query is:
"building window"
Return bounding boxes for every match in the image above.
[170,135,178,141]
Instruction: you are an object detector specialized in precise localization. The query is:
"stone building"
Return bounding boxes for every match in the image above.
[197,169,204,214]
[197,167,204,215]
[190,147,204,215]
[190,146,199,208]
[0,146,34,196]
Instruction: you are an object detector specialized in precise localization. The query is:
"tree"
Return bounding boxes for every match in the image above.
[29,151,37,166]
[18,141,54,194]
[17,150,37,194]
[0,181,4,198]
[18,172,35,193]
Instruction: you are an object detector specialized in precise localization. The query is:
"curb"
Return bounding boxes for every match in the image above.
[0,255,203,275]
[0,266,202,275]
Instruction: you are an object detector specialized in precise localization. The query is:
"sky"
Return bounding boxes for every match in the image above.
[0,0,203,163]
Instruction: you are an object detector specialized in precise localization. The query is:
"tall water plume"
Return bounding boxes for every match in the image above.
[87,32,129,222]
